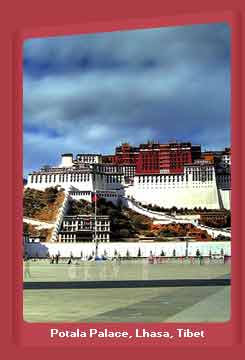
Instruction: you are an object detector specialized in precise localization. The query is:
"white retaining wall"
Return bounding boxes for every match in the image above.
[196,224,231,238]
[25,241,231,258]
[23,217,54,229]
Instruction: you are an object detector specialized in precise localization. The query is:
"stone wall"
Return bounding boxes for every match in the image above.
[25,241,231,258]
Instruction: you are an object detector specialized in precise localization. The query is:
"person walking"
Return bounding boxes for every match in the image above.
[223,254,229,264]
[199,254,204,265]
[24,259,31,279]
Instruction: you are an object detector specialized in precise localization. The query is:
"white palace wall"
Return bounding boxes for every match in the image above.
[27,172,124,193]
[69,190,121,205]
[219,189,231,210]
[26,164,230,210]
[27,172,94,192]
[129,186,220,209]
[126,168,221,209]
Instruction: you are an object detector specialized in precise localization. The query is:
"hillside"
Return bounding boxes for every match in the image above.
[23,190,213,241]
[24,187,65,222]
[23,187,65,240]
[66,198,152,240]
[150,223,212,241]
[23,222,53,241]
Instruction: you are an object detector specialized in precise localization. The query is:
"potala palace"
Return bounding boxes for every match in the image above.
[26,141,231,210]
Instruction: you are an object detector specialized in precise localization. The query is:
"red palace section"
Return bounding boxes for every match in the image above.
[102,141,201,175]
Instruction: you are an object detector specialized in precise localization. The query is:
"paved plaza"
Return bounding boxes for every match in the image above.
[23,259,230,323]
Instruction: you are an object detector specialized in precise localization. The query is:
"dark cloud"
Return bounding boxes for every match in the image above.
[23,23,230,175]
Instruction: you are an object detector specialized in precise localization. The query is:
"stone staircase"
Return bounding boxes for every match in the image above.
[50,187,71,242]
[122,197,181,222]
[122,197,231,237]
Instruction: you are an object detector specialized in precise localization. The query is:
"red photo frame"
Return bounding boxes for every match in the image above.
[2,0,244,357]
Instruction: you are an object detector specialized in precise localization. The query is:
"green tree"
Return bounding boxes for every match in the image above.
[119,228,130,238]
[23,222,29,233]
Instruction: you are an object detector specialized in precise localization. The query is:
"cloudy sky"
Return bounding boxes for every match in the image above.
[23,22,230,175]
